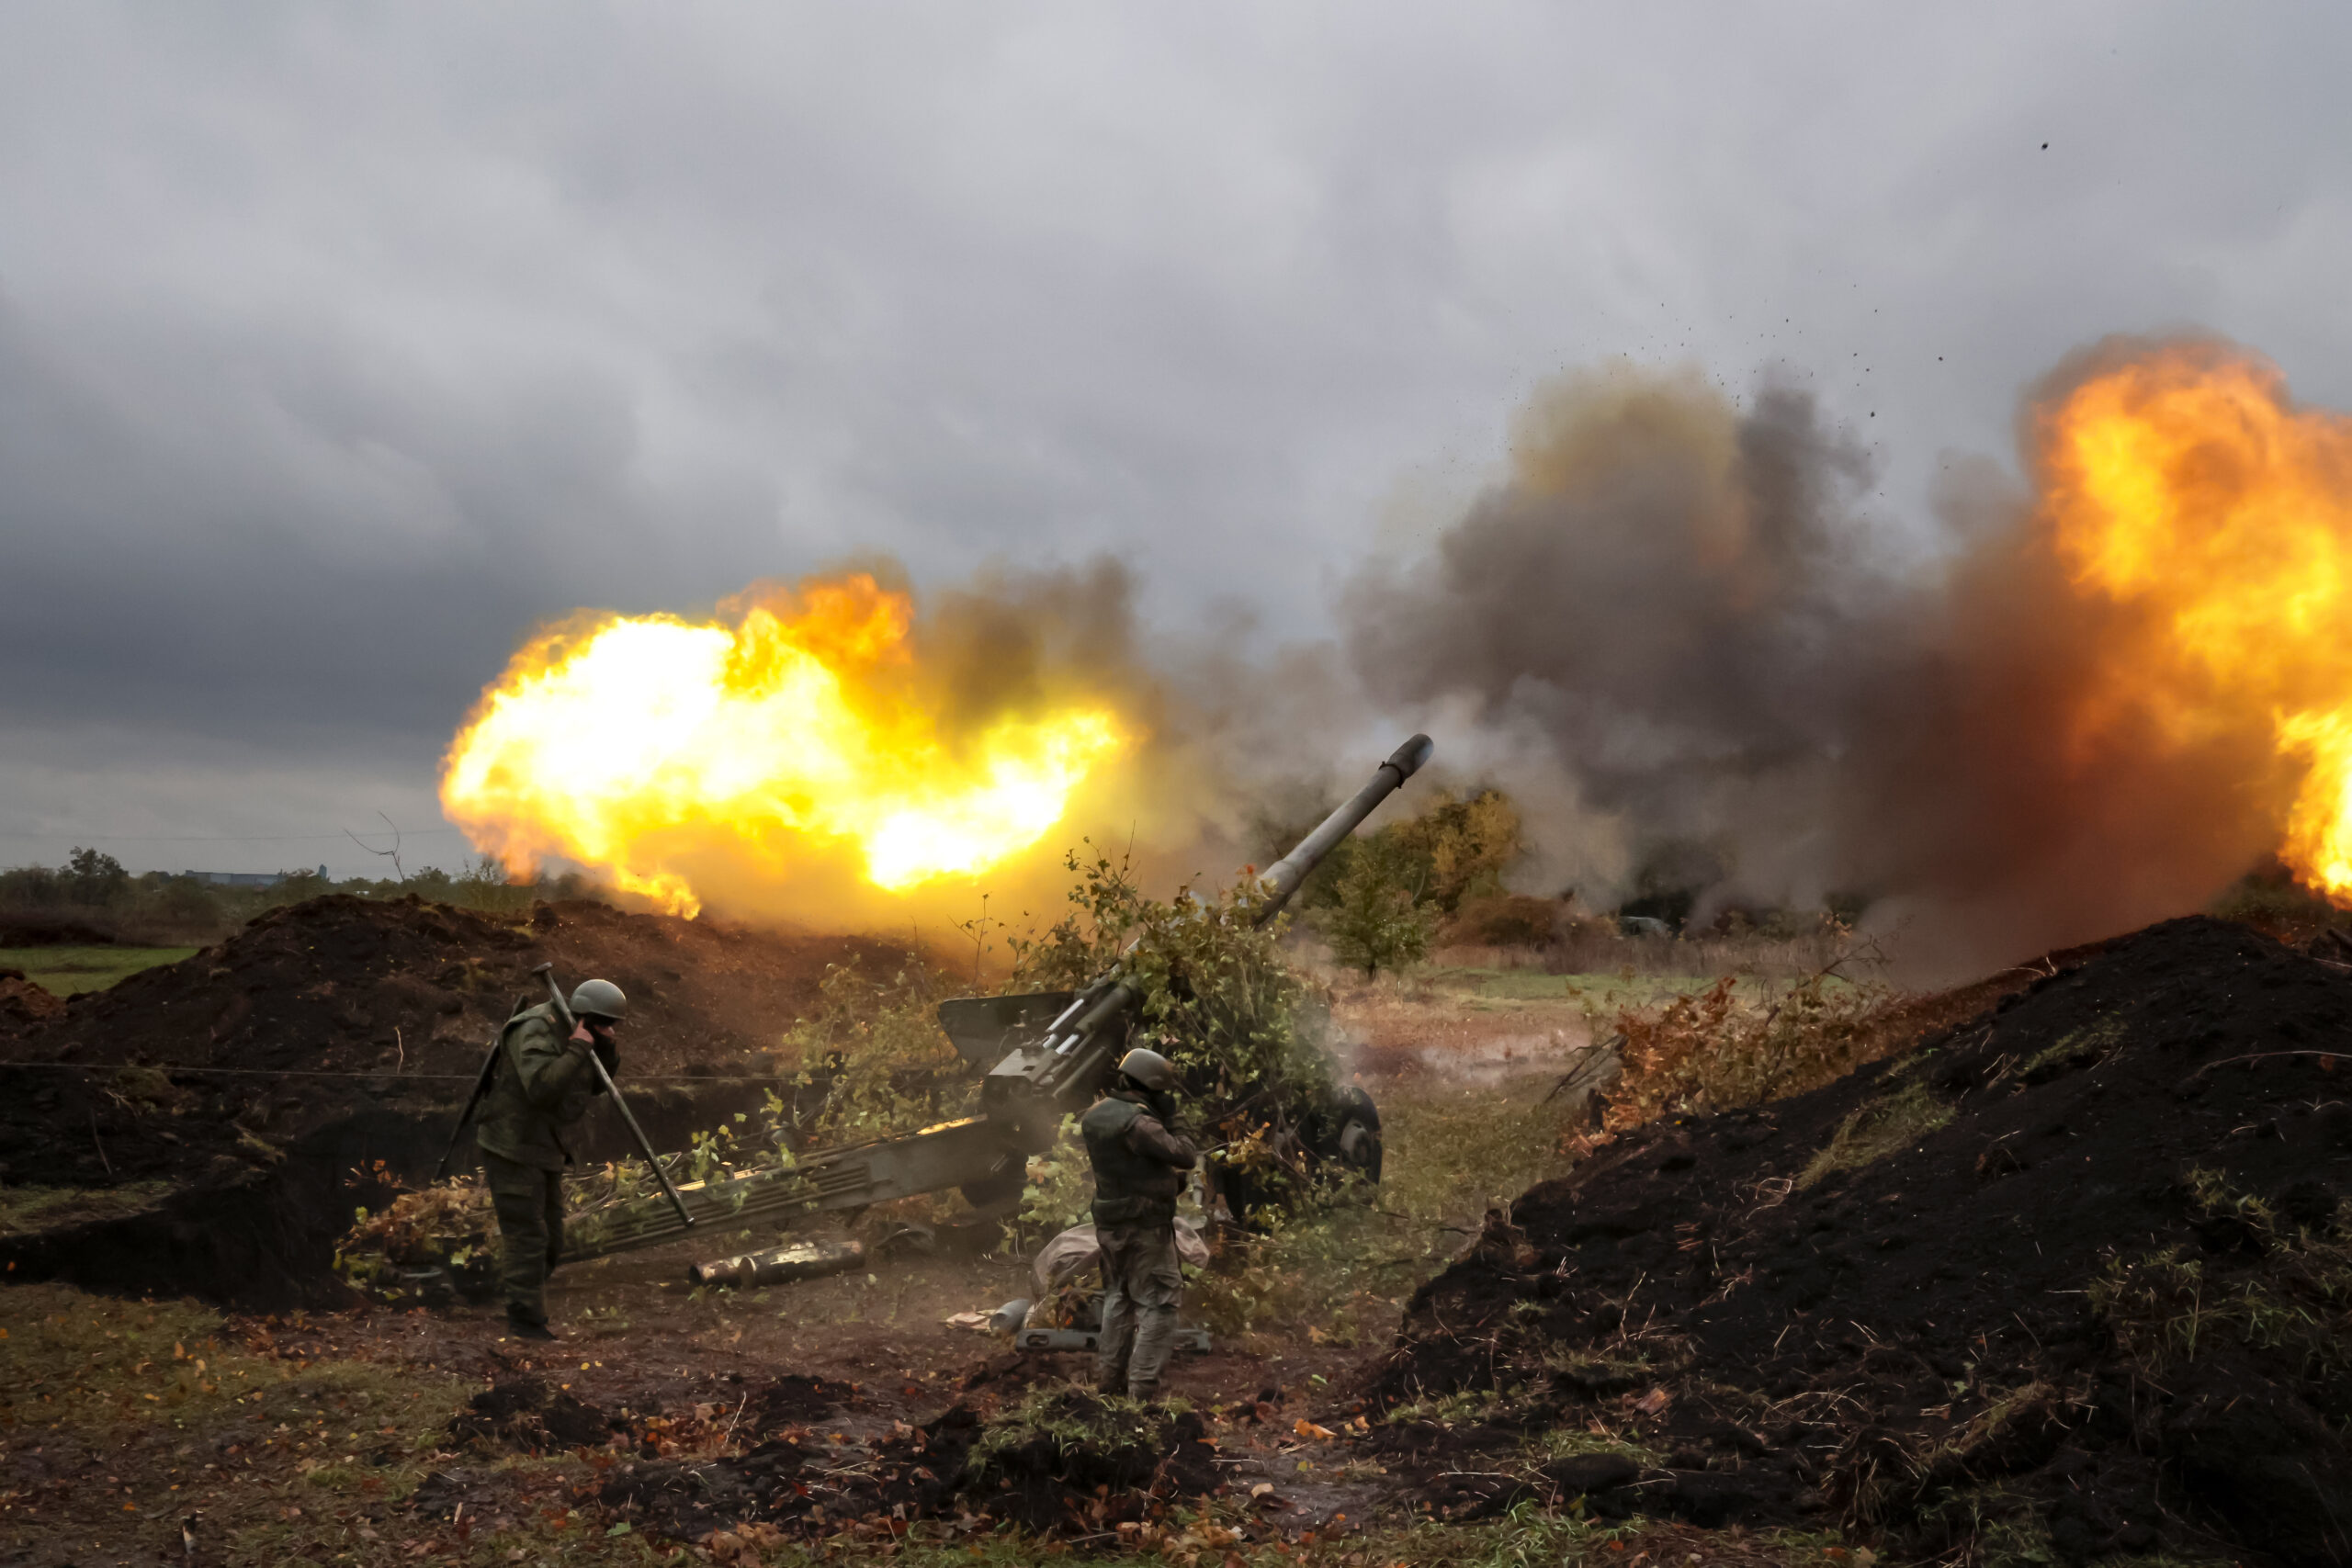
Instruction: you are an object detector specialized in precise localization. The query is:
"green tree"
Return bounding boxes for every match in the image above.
[1250,785,1524,917]
[154,875,223,927]
[0,865,64,910]
[1322,836,1433,976]
[61,847,129,905]
[1389,788,1522,913]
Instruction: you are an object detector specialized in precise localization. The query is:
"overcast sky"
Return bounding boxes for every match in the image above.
[4,3,2349,875]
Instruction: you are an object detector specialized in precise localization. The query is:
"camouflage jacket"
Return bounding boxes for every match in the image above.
[473,1002,614,1171]
[1080,1088,1199,1226]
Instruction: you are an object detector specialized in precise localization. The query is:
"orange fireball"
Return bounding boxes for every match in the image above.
[2035,343,2352,897]
[440,572,1129,914]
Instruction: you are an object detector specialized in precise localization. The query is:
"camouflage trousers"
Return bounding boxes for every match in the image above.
[481,1150,565,1327]
[1095,1221,1183,1401]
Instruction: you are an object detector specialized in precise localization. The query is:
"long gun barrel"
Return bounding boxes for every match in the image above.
[1252,733,1434,921]
[978,732,1431,1140]
[553,735,1433,1265]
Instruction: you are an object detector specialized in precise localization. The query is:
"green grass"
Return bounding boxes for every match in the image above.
[966,1386,1190,1472]
[0,944,197,996]
[2088,1173,2352,1378]
[1421,966,1589,1001]
[1798,1080,1954,1188]
[0,1283,483,1566]
[2014,1016,2125,1080]
[1556,971,1772,1009]
[1419,964,1745,1006]
[1381,1081,1580,1218]
[1428,964,1859,1010]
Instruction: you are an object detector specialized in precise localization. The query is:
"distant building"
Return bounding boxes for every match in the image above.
[180,865,327,888]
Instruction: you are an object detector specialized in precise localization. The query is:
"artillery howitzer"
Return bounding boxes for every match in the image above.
[556,734,1433,1265]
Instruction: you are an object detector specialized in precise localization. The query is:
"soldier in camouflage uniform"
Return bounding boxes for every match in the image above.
[473,977,628,1340]
[1080,1047,1200,1403]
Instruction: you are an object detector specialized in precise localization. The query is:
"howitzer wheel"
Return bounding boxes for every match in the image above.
[1318,1084,1384,1183]
[959,1164,1025,1213]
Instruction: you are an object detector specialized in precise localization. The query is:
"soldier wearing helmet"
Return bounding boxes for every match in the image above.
[473,977,628,1340]
[1080,1046,1200,1402]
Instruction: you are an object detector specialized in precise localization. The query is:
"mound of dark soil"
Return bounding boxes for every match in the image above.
[448,1376,624,1454]
[744,1373,857,1427]
[601,1391,1221,1541]
[962,1391,1221,1529]
[1375,916,2352,1567]
[4,893,907,1079]
[0,893,912,1193]
[605,1404,980,1541]
[0,894,916,1303]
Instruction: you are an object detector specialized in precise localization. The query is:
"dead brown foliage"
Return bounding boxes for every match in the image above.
[1595,955,1905,1134]
[1435,893,1564,948]
[0,971,67,1025]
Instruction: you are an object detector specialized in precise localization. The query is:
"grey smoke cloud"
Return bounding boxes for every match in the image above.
[1349,370,1878,815]
[1342,367,1879,909]
[3,4,2351,881]
[1340,348,2302,974]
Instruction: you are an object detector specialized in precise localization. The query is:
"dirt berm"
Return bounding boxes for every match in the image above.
[1374,916,2352,1567]
[0,894,913,1304]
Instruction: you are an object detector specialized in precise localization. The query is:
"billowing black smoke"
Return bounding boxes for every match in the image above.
[1340,353,2290,972]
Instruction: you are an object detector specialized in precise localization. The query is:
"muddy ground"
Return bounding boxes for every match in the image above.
[16,899,2348,1567]
[0,1043,1567,1568]
[0,895,1612,1566]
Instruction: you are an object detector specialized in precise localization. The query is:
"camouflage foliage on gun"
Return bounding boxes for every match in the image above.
[560,735,1433,1264]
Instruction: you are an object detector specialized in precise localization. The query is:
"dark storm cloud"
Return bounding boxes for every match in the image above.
[3,3,2351,869]
[0,288,778,743]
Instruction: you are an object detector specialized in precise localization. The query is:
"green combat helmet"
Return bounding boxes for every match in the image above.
[1116,1047,1178,1093]
[569,977,628,1022]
